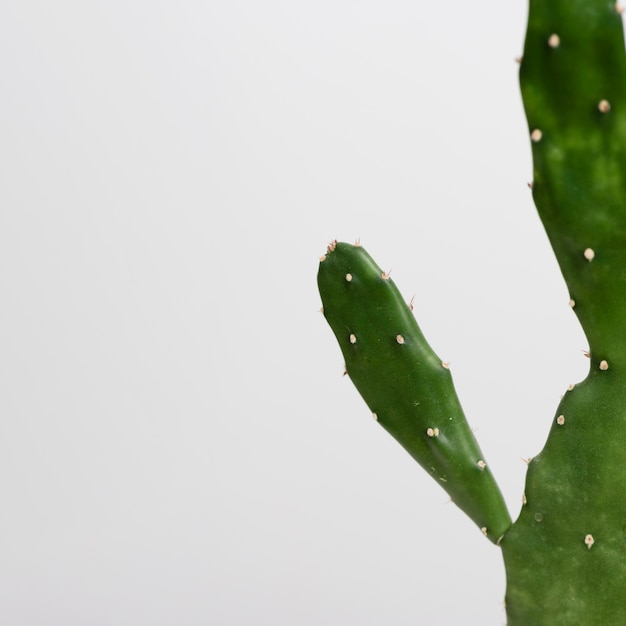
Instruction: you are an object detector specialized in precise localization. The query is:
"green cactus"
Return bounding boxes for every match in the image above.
[318,241,511,543]
[317,1,626,623]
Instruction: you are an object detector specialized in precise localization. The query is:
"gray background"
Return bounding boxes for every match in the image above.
[1,1,593,624]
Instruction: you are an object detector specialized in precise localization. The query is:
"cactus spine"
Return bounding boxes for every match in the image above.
[317,0,626,623]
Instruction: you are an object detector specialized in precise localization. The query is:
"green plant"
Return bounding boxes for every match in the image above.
[317,1,626,623]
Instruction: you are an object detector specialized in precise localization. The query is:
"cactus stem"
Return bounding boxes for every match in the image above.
[345,273,353,282]
[599,360,609,370]
[318,241,512,542]
[583,247,595,261]
[548,33,561,48]
[557,415,566,426]
[585,534,595,550]
[598,99,611,113]
[530,128,543,142]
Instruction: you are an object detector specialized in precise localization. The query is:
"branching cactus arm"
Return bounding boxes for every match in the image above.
[521,0,626,362]
[318,241,511,543]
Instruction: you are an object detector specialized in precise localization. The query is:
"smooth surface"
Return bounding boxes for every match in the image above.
[503,2,626,623]
[318,242,511,542]
[0,1,599,624]
[522,0,626,366]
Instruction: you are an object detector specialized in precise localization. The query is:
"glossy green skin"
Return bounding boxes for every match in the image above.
[318,242,511,542]
[318,0,626,622]
[502,1,626,623]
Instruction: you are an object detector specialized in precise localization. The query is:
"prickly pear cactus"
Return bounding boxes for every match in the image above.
[317,241,511,543]
[501,0,626,624]
[317,0,626,623]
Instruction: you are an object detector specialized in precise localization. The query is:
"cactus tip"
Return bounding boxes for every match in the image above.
[583,247,595,261]
[530,129,543,142]
[584,534,595,550]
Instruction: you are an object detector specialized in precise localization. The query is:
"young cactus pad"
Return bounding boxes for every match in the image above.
[317,0,626,622]
[318,241,511,543]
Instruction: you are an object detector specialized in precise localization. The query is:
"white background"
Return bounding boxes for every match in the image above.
[1,1,592,624]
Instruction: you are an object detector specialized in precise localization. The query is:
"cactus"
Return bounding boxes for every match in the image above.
[317,1,626,623]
